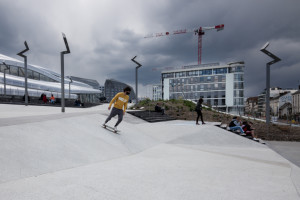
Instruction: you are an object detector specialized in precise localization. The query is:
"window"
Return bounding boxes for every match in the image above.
[203,69,212,75]
[234,74,243,81]
[213,68,227,74]
[33,71,40,80]
[234,82,244,89]
[187,70,198,77]
[163,73,174,78]
[10,66,19,76]
[27,69,34,79]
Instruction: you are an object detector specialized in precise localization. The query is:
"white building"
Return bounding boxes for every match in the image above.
[0,54,101,103]
[152,84,162,101]
[161,62,245,114]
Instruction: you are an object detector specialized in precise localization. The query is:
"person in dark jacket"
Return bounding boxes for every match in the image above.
[155,103,165,115]
[195,98,205,125]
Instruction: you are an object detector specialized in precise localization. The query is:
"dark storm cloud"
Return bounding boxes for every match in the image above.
[0,0,299,97]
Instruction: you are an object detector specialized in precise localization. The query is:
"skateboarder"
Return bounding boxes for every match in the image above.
[102,86,131,132]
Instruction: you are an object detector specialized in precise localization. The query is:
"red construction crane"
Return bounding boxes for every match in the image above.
[145,24,224,65]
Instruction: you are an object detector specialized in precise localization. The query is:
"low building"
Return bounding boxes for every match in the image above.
[0,54,101,104]
[245,97,258,116]
[292,87,300,122]
[257,88,297,117]
[104,79,135,102]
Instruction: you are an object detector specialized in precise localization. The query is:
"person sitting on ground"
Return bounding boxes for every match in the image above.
[50,94,55,104]
[155,103,165,115]
[242,121,259,141]
[42,93,47,104]
[228,116,245,135]
[74,98,81,107]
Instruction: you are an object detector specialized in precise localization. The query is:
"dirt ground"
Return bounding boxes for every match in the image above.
[132,99,300,141]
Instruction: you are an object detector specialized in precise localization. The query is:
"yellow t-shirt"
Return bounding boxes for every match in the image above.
[109,92,129,112]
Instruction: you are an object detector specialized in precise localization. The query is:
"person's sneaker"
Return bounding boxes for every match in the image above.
[102,123,106,128]
[253,138,259,141]
[113,126,118,132]
[240,133,246,136]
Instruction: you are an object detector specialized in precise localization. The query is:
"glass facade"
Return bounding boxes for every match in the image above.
[104,79,136,102]
[0,64,57,82]
[161,63,245,113]
[0,54,101,103]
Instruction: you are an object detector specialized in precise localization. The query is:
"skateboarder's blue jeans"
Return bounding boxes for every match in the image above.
[230,126,244,133]
[105,107,123,127]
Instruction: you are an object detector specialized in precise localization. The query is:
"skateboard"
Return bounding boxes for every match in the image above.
[102,124,120,134]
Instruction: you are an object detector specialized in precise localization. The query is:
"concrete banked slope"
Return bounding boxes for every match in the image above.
[0,104,299,200]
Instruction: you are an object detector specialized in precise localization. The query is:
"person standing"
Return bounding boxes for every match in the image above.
[195,98,205,125]
[102,87,131,132]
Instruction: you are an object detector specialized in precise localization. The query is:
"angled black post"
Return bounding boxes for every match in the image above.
[131,56,142,104]
[260,42,281,125]
[17,41,29,105]
[61,33,71,112]
[2,62,10,96]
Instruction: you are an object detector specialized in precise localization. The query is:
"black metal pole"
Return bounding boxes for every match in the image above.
[2,62,9,96]
[266,63,270,125]
[61,52,65,112]
[131,56,142,104]
[17,41,29,106]
[60,33,71,113]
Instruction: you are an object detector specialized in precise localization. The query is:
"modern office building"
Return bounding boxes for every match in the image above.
[161,62,245,114]
[104,79,135,102]
[0,54,101,103]
[152,84,162,101]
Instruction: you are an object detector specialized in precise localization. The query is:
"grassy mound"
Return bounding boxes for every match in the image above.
[130,99,300,141]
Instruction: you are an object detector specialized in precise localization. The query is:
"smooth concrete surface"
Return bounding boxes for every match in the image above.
[0,104,299,200]
[267,141,300,167]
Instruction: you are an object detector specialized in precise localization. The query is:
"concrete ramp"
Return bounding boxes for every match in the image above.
[0,104,299,199]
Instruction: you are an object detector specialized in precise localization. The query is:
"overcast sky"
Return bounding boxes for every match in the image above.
[0,0,299,98]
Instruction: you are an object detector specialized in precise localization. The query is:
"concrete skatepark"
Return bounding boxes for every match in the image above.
[0,104,299,200]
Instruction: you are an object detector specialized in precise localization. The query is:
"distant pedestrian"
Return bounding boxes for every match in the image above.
[102,87,131,132]
[50,94,55,104]
[195,98,205,125]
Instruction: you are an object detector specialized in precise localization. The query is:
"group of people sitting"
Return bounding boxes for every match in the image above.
[40,94,56,104]
[228,116,259,141]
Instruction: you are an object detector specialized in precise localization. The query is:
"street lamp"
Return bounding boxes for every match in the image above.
[131,56,142,104]
[61,33,71,112]
[2,62,10,96]
[260,42,281,125]
[69,77,73,99]
[17,41,29,105]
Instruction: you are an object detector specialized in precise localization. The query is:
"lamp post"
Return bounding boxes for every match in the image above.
[260,42,281,125]
[69,77,73,99]
[17,41,29,105]
[131,56,142,104]
[2,62,10,96]
[61,33,71,112]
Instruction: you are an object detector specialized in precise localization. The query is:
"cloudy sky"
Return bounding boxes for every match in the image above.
[0,0,299,98]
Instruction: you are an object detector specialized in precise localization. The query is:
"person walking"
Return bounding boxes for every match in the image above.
[102,87,131,132]
[195,98,205,125]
